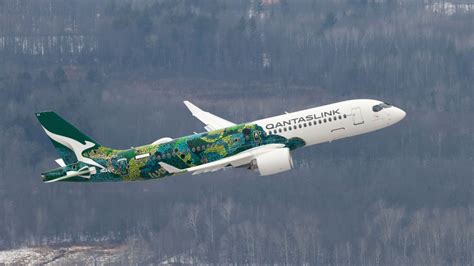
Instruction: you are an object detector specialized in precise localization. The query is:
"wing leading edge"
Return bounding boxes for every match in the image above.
[184,101,235,131]
[160,144,285,175]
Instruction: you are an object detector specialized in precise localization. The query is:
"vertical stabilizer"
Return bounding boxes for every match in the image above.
[35,112,101,166]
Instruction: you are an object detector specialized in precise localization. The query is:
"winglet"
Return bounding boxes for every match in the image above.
[159,162,186,174]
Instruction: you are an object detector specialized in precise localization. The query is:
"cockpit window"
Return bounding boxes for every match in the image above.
[372,105,383,112]
[372,102,392,112]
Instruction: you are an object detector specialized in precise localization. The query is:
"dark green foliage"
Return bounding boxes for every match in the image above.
[237,16,246,32]
[37,70,51,86]
[322,12,337,30]
[136,12,153,34]
[17,71,32,82]
[53,67,68,86]
[86,69,101,83]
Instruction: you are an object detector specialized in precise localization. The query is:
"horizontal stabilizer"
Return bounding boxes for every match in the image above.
[55,158,66,167]
[43,166,96,183]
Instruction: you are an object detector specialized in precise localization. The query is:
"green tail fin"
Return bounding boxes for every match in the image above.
[35,112,101,165]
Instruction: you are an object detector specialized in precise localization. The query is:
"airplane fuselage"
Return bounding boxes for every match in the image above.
[39,99,405,182]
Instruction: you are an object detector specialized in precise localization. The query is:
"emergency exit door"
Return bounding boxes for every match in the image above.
[351,107,364,125]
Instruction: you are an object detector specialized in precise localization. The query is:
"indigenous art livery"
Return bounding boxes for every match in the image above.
[37,99,406,182]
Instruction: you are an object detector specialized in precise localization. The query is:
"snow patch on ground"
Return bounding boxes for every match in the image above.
[0,245,126,265]
[426,2,474,15]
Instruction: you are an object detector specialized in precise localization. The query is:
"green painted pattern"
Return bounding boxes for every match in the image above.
[38,113,305,182]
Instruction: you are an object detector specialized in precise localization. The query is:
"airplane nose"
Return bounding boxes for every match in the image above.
[393,107,406,122]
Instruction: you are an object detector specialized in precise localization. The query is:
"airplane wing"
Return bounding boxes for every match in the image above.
[159,143,285,175]
[184,101,235,131]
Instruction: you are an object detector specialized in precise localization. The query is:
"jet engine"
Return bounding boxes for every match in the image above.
[252,148,294,176]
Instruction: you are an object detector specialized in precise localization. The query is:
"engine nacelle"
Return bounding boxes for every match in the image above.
[253,148,294,176]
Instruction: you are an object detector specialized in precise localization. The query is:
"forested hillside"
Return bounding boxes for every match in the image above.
[0,0,473,264]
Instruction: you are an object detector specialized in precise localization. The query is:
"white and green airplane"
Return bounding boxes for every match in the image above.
[37,99,405,183]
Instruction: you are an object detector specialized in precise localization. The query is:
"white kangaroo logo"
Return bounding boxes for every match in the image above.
[42,126,105,169]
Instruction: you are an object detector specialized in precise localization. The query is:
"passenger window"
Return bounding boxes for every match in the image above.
[192,147,196,152]
[328,117,332,122]
[319,120,322,124]
[324,119,327,123]
[298,124,302,128]
[288,127,292,131]
[343,114,347,119]
[334,116,337,121]
[284,127,287,132]
[278,128,282,133]
[338,115,342,119]
[293,125,297,130]
[303,123,307,127]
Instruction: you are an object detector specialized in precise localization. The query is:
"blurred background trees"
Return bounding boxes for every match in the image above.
[0,0,473,264]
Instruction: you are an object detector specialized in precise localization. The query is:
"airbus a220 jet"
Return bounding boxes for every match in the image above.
[37,99,405,182]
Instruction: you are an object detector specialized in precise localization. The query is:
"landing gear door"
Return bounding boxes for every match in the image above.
[352,107,364,125]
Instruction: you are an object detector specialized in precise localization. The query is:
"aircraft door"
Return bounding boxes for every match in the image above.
[351,107,364,125]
